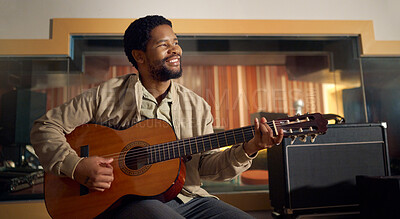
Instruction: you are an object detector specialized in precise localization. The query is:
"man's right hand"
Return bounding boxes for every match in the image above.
[73,156,114,192]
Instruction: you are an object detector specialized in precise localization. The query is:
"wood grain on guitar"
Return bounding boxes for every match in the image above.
[44,113,327,218]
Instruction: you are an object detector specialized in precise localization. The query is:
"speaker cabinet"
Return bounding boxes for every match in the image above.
[267,123,391,216]
[356,175,400,218]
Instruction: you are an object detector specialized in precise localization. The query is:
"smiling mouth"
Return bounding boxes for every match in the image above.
[167,58,179,63]
[165,56,180,65]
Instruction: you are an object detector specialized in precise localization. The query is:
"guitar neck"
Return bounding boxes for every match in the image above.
[147,125,258,164]
[144,113,327,165]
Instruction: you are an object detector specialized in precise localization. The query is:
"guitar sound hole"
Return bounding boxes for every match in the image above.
[125,147,148,170]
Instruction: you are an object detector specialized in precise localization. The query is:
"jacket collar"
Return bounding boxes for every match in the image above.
[132,74,181,138]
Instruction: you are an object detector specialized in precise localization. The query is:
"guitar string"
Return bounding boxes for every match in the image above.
[98,122,317,164]
[104,126,253,161]
[100,126,257,162]
[96,121,284,160]
[96,121,316,161]
[114,123,316,164]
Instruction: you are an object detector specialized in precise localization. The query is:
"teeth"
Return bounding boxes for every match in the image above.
[168,58,179,63]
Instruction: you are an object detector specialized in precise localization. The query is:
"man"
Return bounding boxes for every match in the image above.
[31,15,283,218]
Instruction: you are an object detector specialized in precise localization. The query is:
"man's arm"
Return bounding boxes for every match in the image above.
[198,112,283,181]
[30,94,94,178]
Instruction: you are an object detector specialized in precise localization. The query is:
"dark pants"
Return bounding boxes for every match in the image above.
[100,197,254,218]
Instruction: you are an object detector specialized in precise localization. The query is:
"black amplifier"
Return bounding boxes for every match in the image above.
[267,123,391,217]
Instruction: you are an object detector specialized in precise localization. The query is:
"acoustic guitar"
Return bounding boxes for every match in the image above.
[44,113,328,218]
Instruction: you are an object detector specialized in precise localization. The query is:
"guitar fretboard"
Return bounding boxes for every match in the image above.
[146,125,257,164]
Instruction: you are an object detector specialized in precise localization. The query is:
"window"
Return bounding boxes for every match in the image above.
[0,35,370,201]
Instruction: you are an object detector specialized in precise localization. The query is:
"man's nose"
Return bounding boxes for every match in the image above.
[169,45,181,55]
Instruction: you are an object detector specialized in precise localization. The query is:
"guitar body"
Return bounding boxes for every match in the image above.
[45,119,186,219]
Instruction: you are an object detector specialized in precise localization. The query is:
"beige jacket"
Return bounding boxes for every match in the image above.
[30,74,254,197]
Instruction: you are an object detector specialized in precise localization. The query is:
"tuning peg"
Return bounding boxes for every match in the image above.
[310,134,318,143]
[290,136,297,144]
[299,135,307,142]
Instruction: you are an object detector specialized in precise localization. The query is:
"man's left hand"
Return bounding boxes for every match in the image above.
[243,117,284,156]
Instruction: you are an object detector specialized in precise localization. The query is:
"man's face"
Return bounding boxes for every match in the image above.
[144,24,183,81]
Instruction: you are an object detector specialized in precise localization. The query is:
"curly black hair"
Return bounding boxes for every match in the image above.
[124,15,172,69]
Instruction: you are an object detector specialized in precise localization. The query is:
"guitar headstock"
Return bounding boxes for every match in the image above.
[275,113,328,144]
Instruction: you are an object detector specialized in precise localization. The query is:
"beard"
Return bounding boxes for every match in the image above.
[149,56,182,82]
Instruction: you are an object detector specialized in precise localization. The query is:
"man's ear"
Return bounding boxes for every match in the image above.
[132,50,145,64]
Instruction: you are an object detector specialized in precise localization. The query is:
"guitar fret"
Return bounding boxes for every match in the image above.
[229,131,234,144]
[183,140,186,155]
[162,143,166,161]
[169,142,173,159]
[176,141,179,158]
[158,145,161,162]
[180,140,183,156]
[163,143,166,161]
[172,142,175,159]
[146,147,150,165]
[152,145,155,163]
[232,129,237,144]
[155,146,159,163]
[211,134,217,150]
[167,142,170,160]
[153,146,157,163]
[216,133,225,148]
[180,140,185,156]
[177,141,181,158]
[224,132,228,146]
[235,128,244,144]
[193,137,200,153]
[247,127,255,142]
[167,142,171,160]
[172,142,176,159]
[148,147,152,164]
[150,146,155,163]
[159,147,162,162]
[192,138,199,154]
[195,137,199,153]
[217,134,221,148]
[208,135,214,150]
[188,139,192,154]
[230,130,236,144]
[202,136,205,152]
[157,145,160,162]
[190,138,195,154]
[242,127,246,143]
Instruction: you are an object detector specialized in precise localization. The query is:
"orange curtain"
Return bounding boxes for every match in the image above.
[176,65,324,130]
